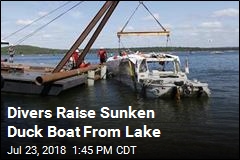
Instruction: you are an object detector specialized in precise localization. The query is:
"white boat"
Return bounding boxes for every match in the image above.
[106,51,211,99]
[106,1,210,99]
[210,51,224,54]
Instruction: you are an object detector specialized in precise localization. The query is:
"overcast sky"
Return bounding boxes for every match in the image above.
[1,1,239,49]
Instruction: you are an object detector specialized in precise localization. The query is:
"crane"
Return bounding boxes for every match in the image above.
[53,1,119,72]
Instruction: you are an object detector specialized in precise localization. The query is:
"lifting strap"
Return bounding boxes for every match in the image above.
[118,1,169,37]
[118,1,170,50]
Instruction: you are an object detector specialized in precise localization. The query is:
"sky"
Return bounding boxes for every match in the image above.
[1,1,239,49]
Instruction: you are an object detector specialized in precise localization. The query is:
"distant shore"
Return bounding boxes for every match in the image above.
[1,45,239,55]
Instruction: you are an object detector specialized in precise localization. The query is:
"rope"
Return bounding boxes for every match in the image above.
[14,1,84,45]
[118,36,121,55]
[118,1,169,53]
[141,2,166,31]
[120,1,167,33]
[118,36,134,55]
[118,2,141,54]
[2,1,72,40]
[166,35,170,47]
[119,2,141,33]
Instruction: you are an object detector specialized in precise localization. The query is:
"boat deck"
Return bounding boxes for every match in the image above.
[1,62,101,95]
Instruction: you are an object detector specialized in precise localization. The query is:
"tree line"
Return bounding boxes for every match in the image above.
[1,45,239,55]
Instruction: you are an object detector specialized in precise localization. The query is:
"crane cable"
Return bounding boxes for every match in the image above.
[119,2,141,33]
[140,2,170,47]
[118,2,141,53]
[2,1,72,40]
[14,1,84,46]
[119,1,167,33]
[140,1,167,31]
[118,1,169,51]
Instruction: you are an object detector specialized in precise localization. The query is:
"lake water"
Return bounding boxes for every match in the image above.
[1,51,239,159]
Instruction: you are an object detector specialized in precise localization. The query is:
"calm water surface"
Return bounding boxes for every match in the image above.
[1,51,239,159]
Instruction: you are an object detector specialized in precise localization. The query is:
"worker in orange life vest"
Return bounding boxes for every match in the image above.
[73,49,80,66]
[97,47,107,64]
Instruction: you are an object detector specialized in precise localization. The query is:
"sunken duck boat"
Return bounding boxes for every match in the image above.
[106,51,211,99]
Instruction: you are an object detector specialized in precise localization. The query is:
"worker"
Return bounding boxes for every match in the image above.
[73,49,80,67]
[66,49,80,70]
[97,47,107,64]
[69,49,79,69]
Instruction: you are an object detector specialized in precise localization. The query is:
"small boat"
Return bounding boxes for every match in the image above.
[106,51,211,99]
[210,51,224,54]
